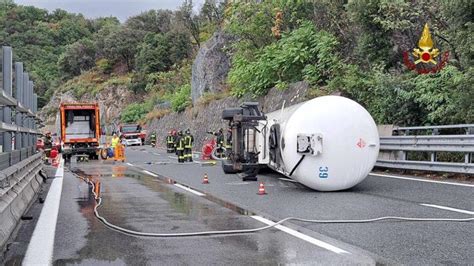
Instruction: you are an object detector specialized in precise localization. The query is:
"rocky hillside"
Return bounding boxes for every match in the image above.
[148,82,310,150]
[31,1,472,137]
[39,82,143,133]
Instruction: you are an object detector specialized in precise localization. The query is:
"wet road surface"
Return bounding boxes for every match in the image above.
[51,160,373,265]
[122,146,473,265]
[5,145,472,265]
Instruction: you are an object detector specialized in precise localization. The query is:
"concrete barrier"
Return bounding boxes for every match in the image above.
[0,152,43,249]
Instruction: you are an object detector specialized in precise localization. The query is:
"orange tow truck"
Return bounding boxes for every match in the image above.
[57,103,101,161]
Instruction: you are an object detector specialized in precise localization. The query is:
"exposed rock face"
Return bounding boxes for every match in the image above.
[39,85,142,133]
[191,31,236,104]
[147,82,310,151]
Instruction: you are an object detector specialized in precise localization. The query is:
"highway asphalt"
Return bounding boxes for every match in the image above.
[124,146,473,265]
[51,159,373,265]
[4,146,473,265]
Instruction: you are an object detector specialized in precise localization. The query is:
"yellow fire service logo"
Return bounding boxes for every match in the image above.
[403,23,449,74]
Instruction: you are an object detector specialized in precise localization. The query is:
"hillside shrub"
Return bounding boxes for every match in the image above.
[121,102,153,123]
[170,84,191,112]
[228,22,341,97]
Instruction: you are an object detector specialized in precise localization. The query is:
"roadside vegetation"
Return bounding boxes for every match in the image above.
[0,0,471,125]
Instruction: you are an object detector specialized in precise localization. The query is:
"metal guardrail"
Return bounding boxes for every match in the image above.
[380,135,474,152]
[1,46,40,157]
[375,160,472,174]
[0,46,44,250]
[0,152,44,249]
[376,124,473,174]
[393,124,474,132]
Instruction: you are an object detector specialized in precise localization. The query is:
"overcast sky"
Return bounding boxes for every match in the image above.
[14,0,204,22]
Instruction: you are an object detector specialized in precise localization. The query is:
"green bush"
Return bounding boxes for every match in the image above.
[170,84,191,112]
[120,102,153,123]
[96,58,113,74]
[228,21,341,97]
[328,64,473,126]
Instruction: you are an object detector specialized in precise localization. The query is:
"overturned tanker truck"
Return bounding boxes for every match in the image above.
[221,96,380,191]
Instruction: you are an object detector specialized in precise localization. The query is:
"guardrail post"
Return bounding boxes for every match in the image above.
[15,62,23,150]
[399,129,409,160]
[430,129,439,162]
[466,127,473,164]
[22,72,29,149]
[28,80,33,147]
[33,93,37,145]
[2,46,13,152]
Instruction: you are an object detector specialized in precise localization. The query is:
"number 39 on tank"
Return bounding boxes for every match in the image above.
[319,167,329,178]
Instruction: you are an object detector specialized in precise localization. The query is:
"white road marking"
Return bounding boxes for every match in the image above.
[226,182,251,185]
[421,204,474,215]
[278,177,299,183]
[168,156,178,159]
[174,184,205,196]
[142,170,158,177]
[23,159,65,266]
[370,173,474,188]
[126,163,134,166]
[251,216,349,255]
[153,153,160,156]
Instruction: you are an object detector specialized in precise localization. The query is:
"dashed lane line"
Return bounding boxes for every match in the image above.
[251,216,350,255]
[420,204,474,215]
[174,184,205,196]
[278,177,299,183]
[142,170,158,177]
[370,173,474,188]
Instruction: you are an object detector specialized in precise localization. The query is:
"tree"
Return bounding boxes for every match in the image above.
[58,38,96,78]
[135,31,191,74]
[200,0,225,24]
[135,33,171,74]
[166,30,192,65]
[125,9,173,34]
[176,0,201,47]
[102,26,146,71]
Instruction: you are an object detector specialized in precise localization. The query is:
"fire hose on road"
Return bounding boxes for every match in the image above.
[74,173,473,238]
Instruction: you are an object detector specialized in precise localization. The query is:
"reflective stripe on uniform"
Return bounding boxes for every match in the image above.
[184,135,193,148]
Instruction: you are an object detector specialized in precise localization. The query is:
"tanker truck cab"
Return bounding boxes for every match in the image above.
[222,96,380,191]
[221,102,267,181]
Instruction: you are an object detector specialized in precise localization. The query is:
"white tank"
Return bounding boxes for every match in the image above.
[264,96,379,191]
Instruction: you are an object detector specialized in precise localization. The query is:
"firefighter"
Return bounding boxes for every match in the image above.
[208,128,224,148]
[184,129,194,162]
[176,131,185,163]
[166,131,174,153]
[172,129,178,154]
[43,131,53,159]
[150,131,157,147]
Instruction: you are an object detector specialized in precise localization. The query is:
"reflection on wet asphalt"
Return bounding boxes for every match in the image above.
[52,160,364,265]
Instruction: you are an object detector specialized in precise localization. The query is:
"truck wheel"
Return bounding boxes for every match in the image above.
[222,159,238,174]
[222,108,242,120]
[100,149,108,160]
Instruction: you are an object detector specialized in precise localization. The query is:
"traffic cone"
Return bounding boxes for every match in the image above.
[52,157,59,167]
[257,182,267,195]
[202,173,209,184]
